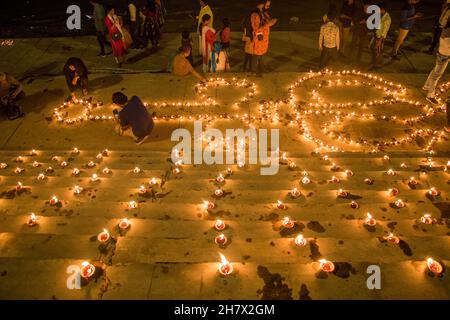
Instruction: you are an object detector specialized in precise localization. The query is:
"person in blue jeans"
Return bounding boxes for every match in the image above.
[423,27,450,132]
[391,0,422,60]
[112,92,155,144]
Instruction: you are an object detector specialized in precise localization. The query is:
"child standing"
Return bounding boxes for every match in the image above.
[220,18,231,55]
[181,30,194,65]
[200,14,216,72]
[211,41,230,72]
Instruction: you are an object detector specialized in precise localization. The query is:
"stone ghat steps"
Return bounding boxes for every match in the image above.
[0,232,448,262]
[0,259,448,300]
[0,216,448,238]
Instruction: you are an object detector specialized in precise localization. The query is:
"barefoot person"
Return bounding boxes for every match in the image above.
[197,0,213,56]
[63,57,88,100]
[105,6,126,67]
[172,46,206,81]
[112,92,154,145]
[0,72,25,120]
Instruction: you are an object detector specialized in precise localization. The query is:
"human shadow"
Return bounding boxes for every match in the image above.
[22,88,65,114]
[89,75,124,91]
[126,47,159,64]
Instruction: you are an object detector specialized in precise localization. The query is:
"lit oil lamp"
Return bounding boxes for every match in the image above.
[216,173,225,183]
[408,177,418,185]
[345,170,354,177]
[387,188,399,197]
[50,196,59,206]
[337,189,348,198]
[87,161,95,168]
[331,162,339,171]
[97,229,110,243]
[301,176,311,185]
[400,163,408,169]
[203,200,215,210]
[96,153,103,160]
[215,234,228,245]
[60,161,68,168]
[27,213,37,226]
[394,199,405,208]
[90,174,99,182]
[214,188,224,197]
[16,182,23,191]
[426,258,443,275]
[323,155,329,161]
[218,253,233,276]
[330,176,340,183]
[102,167,112,174]
[319,259,335,273]
[80,261,96,279]
[387,169,395,176]
[226,167,233,175]
[238,161,244,168]
[0,163,7,169]
[364,213,376,226]
[138,185,147,195]
[32,161,41,168]
[72,168,80,176]
[289,161,297,169]
[420,214,433,225]
[74,185,83,195]
[149,177,158,186]
[214,219,226,231]
[364,178,374,185]
[15,156,23,163]
[294,234,307,247]
[51,156,59,162]
[173,167,181,174]
[37,173,46,180]
[385,232,400,245]
[45,166,54,174]
[128,201,138,209]
[282,217,294,228]
[383,155,390,161]
[350,201,359,209]
[133,167,141,174]
[119,218,131,230]
[72,147,80,155]
[428,187,439,197]
[101,149,109,157]
[277,200,286,210]
[30,149,37,156]
[290,187,301,198]
[14,167,24,174]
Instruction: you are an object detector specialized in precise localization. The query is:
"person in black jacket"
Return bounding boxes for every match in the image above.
[63,57,89,100]
[112,92,155,145]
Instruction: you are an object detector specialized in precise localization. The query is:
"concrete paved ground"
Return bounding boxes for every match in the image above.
[0,32,449,300]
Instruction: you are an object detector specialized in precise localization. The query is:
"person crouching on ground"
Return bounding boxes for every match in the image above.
[112,92,154,144]
[172,46,206,81]
[0,72,25,120]
[63,57,88,101]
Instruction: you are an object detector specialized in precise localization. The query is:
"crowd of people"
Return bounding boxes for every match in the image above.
[1,0,449,138]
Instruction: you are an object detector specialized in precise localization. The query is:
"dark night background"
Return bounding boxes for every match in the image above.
[0,0,444,37]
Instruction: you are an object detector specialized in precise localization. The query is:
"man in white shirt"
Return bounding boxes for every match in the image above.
[319,11,340,69]
[423,27,450,132]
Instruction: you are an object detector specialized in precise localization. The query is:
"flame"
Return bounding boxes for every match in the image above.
[426,258,434,265]
[282,217,290,224]
[102,228,108,234]
[81,261,89,267]
[219,253,229,265]
[30,213,36,220]
[367,213,373,219]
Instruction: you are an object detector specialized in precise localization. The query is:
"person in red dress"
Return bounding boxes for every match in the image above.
[105,6,126,67]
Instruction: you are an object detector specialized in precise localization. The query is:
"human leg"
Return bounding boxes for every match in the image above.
[424,53,450,98]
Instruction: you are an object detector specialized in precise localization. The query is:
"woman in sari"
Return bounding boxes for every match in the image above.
[105,6,126,67]
[200,14,216,72]
[197,0,213,56]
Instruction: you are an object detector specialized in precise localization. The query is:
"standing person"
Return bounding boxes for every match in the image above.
[197,0,213,56]
[220,18,231,56]
[142,0,161,48]
[371,3,391,69]
[427,0,450,55]
[200,14,216,72]
[63,57,88,100]
[112,92,155,145]
[251,0,277,77]
[211,42,230,72]
[390,0,422,60]
[126,0,143,49]
[339,0,357,55]
[90,0,108,57]
[319,10,340,69]
[0,72,25,120]
[350,2,370,66]
[105,6,126,67]
[423,27,450,118]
